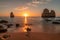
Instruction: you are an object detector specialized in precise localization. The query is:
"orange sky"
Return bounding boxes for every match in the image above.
[0,0,60,17]
[15,13,41,17]
[0,11,60,17]
[0,12,60,17]
[0,13,41,17]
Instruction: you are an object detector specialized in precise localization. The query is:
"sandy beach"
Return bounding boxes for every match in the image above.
[0,32,59,40]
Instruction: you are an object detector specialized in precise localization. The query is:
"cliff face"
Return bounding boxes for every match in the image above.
[41,8,56,18]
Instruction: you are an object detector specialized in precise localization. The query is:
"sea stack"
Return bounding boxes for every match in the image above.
[10,12,14,18]
[10,12,15,24]
[41,8,56,21]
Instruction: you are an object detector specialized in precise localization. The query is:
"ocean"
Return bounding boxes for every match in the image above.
[0,16,60,33]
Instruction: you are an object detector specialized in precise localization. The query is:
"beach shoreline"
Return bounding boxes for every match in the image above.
[0,32,60,40]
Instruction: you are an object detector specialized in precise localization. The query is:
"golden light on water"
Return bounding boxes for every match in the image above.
[23,13,28,24]
[24,17,27,24]
[22,13,28,32]
[23,25,31,32]
[22,12,31,32]
[23,26,28,32]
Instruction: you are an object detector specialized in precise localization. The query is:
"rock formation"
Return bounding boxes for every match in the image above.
[41,8,56,18]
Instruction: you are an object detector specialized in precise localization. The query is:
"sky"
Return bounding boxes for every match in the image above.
[0,0,60,17]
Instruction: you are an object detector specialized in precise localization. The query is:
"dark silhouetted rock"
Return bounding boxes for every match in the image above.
[0,29,7,33]
[52,22,60,24]
[41,8,56,18]
[16,24,20,28]
[0,20,8,24]
[41,8,50,18]
[7,24,13,28]
[26,27,31,32]
[41,8,56,21]
[0,37,3,40]
[0,25,7,33]
[3,34,10,39]
[50,10,56,18]
[10,12,14,18]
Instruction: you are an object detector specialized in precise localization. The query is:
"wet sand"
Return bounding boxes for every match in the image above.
[2,32,60,40]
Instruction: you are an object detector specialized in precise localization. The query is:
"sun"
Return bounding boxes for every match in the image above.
[23,13,28,17]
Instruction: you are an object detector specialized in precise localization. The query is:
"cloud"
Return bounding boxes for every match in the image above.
[27,0,52,7]
[15,6,29,11]
[14,0,52,11]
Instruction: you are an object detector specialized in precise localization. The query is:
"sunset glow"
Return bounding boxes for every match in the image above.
[23,13,29,17]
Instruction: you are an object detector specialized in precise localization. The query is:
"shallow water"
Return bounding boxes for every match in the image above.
[0,16,60,33]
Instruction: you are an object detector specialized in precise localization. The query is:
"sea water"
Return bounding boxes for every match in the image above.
[0,16,60,33]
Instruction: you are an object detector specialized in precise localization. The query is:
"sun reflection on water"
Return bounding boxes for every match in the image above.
[23,16,28,32]
[23,26,28,32]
